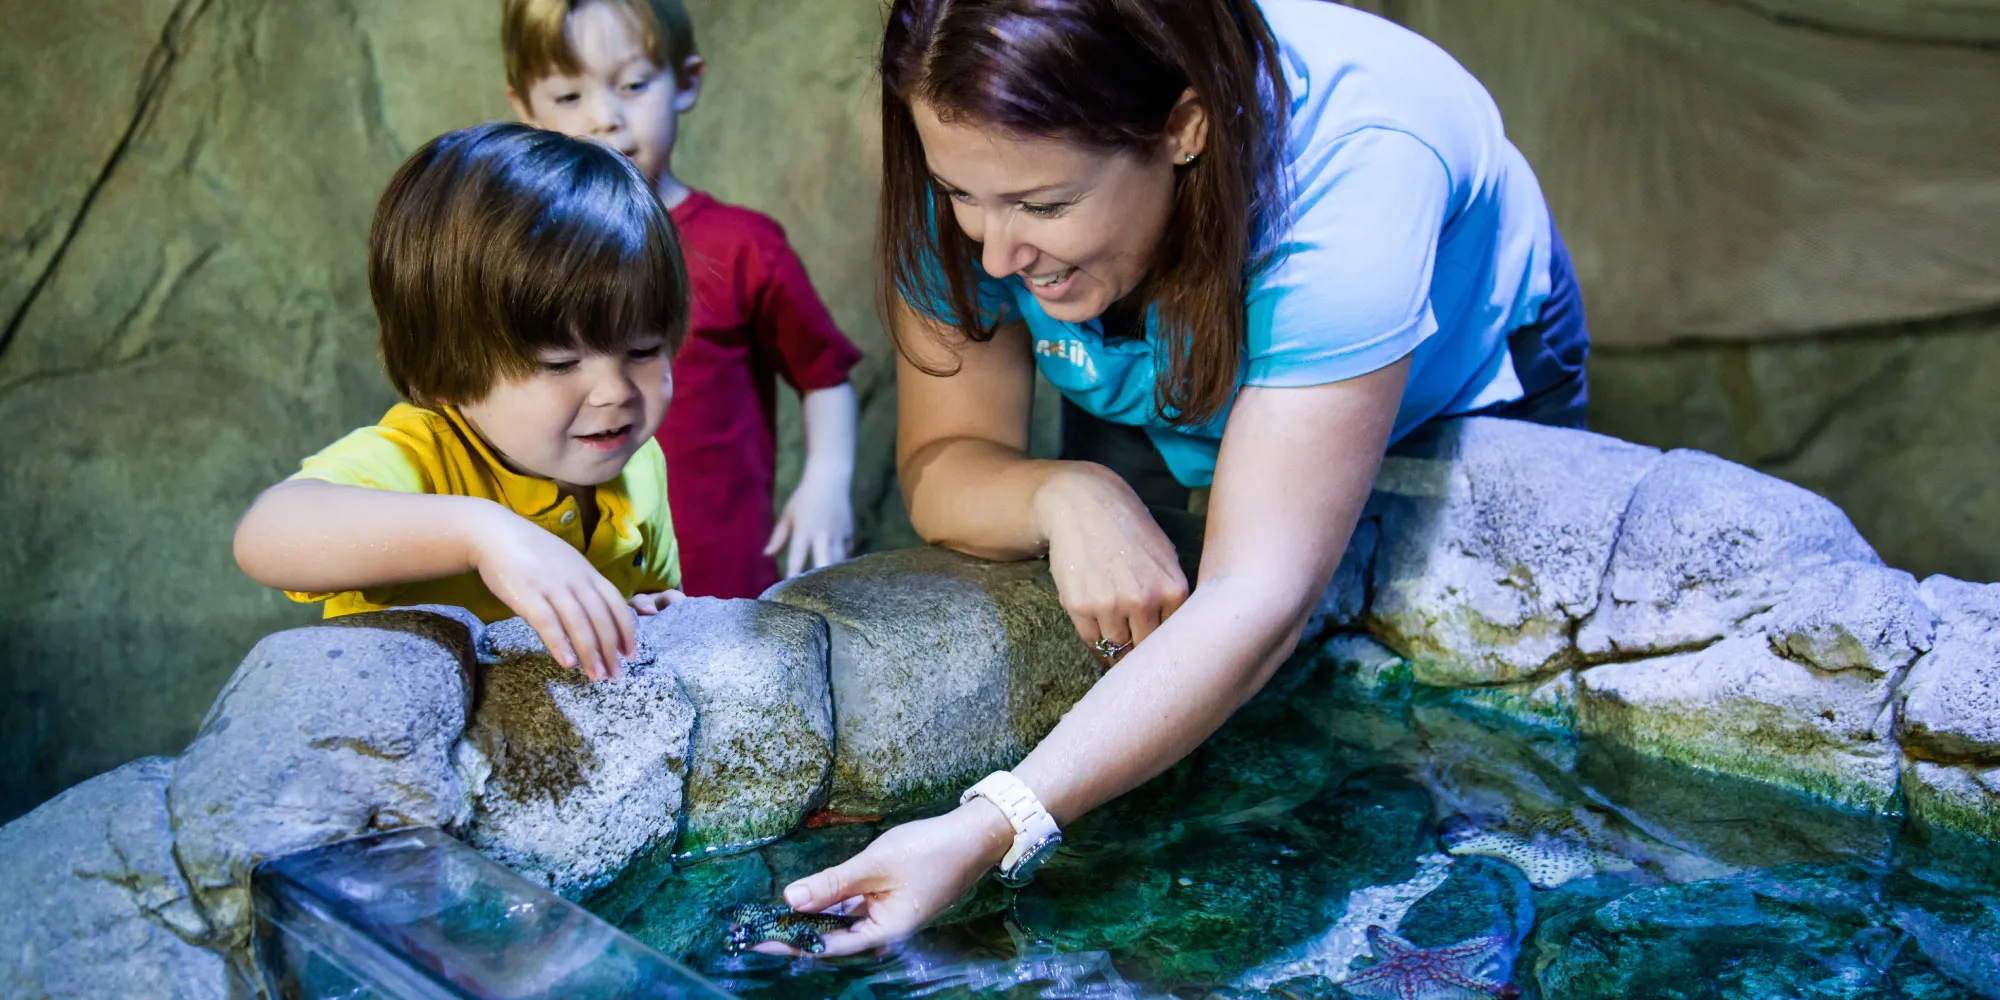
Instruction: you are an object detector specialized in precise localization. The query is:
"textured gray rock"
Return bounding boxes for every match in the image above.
[1367,418,1661,686]
[169,607,481,958]
[765,547,1099,813]
[1896,577,2000,838]
[1578,449,1882,659]
[1905,761,2000,842]
[460,617,696,907]
[0,757,227,1000]
[1899,577,2000,762]
[636,597,834,858]
[1577,636,1902,810]
[1751,564,1934,677]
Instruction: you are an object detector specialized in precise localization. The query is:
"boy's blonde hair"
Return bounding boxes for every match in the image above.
[502,0,698,97]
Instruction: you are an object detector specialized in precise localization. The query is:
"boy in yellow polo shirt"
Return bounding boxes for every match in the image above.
[234,122,689,681]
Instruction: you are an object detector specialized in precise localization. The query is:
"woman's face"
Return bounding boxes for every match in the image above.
[913,99,1183,325]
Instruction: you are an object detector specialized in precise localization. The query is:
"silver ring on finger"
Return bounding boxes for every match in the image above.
[1092,637,1132,662]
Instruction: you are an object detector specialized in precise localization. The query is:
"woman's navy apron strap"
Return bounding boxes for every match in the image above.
[1459,223,1590,428]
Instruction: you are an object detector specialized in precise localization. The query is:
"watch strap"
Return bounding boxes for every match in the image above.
[960,771,1061,875]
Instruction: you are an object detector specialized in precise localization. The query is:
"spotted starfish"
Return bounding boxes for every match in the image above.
[1232,853,1455,990]
[1338,926,1518,1000]
[1443,812,1634,890]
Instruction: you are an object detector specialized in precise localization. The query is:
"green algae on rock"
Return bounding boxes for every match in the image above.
[637,598,835,859]
[764,547,1098,814]
[460,618,695,905]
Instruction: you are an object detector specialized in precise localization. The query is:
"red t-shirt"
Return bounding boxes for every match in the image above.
[661,191,863,599]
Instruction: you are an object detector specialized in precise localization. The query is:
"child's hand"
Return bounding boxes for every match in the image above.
[471,511,636,681]
[764,473,854,578]
[629,590,683,615]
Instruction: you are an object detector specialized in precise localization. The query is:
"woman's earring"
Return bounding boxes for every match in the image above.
[1181,152,1198,165]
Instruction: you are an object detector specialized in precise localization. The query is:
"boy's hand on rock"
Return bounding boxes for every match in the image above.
[765,473,854,579]
[628,590,683,615]
[471,510,636,681]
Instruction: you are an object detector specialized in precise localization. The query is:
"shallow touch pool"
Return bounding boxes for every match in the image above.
[623,639,2000,1000]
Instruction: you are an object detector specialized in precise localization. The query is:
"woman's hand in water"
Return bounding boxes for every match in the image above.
[1033,463,1190,664]
[761,802,1013,958]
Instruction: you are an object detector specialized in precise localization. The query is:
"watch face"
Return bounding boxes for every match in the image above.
[1000,832,1062,886]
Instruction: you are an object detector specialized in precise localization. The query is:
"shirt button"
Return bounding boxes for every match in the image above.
[559,510,577,525]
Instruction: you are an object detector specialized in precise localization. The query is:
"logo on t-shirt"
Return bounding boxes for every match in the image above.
[1033,338,1099,381]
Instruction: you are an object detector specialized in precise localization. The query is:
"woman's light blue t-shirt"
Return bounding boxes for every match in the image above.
[948,0,1554,488]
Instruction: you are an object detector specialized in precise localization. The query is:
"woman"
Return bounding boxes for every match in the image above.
[775,0,1588,954]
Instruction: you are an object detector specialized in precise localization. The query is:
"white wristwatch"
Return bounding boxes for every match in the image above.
[960,771,1063,885]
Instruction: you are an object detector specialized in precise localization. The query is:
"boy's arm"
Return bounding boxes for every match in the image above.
[767,382,858,576]
[234,479,496,592]
[743,215,865,576]
[234,480,636,678]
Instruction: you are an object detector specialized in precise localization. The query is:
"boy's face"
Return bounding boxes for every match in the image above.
[460,331,672,489]
[510,2,702,188]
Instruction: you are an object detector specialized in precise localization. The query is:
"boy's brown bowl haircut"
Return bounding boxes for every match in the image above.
[368,121,691,408]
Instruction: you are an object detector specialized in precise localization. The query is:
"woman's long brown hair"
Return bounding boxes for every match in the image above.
[878,0,1288,427]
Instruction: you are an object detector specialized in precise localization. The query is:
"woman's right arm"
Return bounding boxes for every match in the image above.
[232,480,636,678]
[893,299,1187,650]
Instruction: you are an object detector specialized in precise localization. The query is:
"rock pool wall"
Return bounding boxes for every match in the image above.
[1357,420,1977,823]
[5,417,2000,997]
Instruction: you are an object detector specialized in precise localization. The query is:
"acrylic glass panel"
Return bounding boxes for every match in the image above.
[254,826,736,1000]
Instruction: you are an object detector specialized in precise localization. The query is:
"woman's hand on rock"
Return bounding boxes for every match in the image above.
[761,802,1013,958]
[1033,463,1190,665]
[469,507,636,681]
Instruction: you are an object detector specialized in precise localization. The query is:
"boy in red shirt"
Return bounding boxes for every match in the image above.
[503,0,864,599]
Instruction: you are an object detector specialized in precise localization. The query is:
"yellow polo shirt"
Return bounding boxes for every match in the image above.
[284,403,680,622]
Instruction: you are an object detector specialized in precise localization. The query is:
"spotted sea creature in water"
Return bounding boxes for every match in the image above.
[721,903,857,954]
[1442,811,1635,890]
[1339,926,1519,999]
[1234,853,1457,990]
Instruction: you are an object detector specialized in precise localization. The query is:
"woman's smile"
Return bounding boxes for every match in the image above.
[1024,266,1079,299]
[911,98,1179,325]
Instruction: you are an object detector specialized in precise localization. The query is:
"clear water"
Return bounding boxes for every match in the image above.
[621,638,2000,1000]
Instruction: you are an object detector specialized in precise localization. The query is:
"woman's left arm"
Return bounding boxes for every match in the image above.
[781,356,1410,955]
